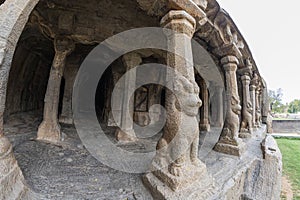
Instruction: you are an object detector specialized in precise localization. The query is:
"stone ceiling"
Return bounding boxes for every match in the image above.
[29,0,160,44]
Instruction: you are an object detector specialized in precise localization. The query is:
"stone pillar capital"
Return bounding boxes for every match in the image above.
[223,63,237,72]
[241,74,251,84]
[238,66,252,77]
[161,10,196,37]
[221,55,239,66]
[122,52,142,70]
[54,36,75,55]
[250,84,256,91]
[256,87,262,94]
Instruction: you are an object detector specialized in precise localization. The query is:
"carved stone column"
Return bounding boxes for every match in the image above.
[214,56,245,156]
[108,66,124,127]
[115,52,142,142]
[143,10,213,200]
[59,64,78,124]
[260,79,269,124]
[37,37,74,143]
[211,85,224,127]
[250,84,256,128]
[239,68,253,138]
[255,87,262,128]
[199,80,210,131]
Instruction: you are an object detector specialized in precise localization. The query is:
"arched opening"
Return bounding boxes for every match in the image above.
[0,0,229,195]
[2,0,166,198]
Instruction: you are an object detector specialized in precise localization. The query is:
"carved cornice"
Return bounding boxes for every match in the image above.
[28,0,264,86]
[137,0,263,84]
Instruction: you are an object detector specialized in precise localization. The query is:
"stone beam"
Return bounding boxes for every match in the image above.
[168,0,208,25]
[37,36,74,143]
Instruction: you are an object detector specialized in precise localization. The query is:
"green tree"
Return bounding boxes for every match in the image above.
[268,88,287,113]
[288,99,300,113]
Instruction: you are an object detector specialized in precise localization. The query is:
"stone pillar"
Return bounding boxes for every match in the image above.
[59,65,78,124]
[255,87,262,127]
[211,85,224,127]
[37,37,74,143]
[115,52,142,142]
[108,67,124,127]
[214,56,245,156]
[250,84,256,128]
[239,70,253,137]
[199,80,210,131]
[261,79,269,124]
[143,10,213,199]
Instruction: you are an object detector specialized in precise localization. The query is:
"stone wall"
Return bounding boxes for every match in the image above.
[272,120,300,133]
[5,42,52,117]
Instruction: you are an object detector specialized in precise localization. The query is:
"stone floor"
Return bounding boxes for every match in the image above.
[3,111,268,200]
[4,111,153,200]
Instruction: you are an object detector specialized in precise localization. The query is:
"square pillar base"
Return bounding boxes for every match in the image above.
[214,139,246,157]
[37,121,61,143]
[115,128,137,142]
[143,162,215,200]
[200,123,211,132]
[239,132,252,138]
[239,129,253,138]
[59,116,74,125]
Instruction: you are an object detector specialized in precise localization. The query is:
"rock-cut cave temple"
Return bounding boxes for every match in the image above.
[0,0,281,199]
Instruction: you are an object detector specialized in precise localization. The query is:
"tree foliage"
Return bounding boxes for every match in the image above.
[268,88,287,113]
[288,99,300,114]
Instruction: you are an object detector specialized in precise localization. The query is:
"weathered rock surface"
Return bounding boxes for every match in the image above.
[0,136,32,200]
[0,0,282,199]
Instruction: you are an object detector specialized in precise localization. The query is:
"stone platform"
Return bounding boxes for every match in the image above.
[3,112,281,199]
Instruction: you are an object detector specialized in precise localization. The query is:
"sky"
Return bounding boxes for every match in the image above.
[217,0,300,103]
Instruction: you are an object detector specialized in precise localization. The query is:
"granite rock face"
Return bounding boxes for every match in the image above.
[0,137,31,200]
[257,135,282,200]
